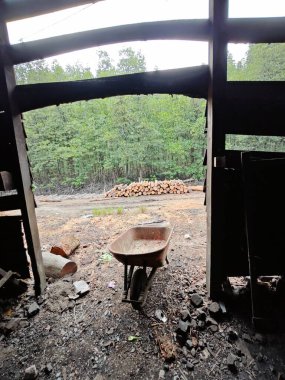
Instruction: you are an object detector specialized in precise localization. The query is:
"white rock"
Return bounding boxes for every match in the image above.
[24,365,38,379]
[73,280,90,296]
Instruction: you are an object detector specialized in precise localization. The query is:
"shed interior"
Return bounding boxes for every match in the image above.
[0,0,285,327]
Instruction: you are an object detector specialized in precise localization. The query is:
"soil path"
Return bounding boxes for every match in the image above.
[0,192,284,379]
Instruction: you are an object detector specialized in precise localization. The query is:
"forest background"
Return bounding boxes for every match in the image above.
[16,43,285,193]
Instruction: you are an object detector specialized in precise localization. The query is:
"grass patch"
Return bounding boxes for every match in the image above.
[138,205,147,213]
[99,252,113,263]
[92,207,124,217]
[117,207,123,215]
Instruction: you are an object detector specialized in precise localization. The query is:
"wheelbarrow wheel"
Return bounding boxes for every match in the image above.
[130,268,147,310]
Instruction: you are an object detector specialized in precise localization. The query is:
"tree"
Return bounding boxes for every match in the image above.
[17,49,207,192]
[227,43,285,152]
[116,47,146,74]
[228,43,285,81]
[96,50,116,77]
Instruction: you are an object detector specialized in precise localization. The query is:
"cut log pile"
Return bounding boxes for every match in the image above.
[105,179,190,198]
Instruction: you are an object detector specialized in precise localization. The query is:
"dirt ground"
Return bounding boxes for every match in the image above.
[1,191,285,379]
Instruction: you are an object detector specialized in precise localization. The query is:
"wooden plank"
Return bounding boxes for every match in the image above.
[224,106,285,136]
[241,152,285,325]
[225,82,285,136]
[15,65,209,112]
[8,16,285,65]
[227,81,285,103]
[0,194,20,211]
[206,0,228,298]
[0,267,26,288]
[3,0,102,22]
[0,270,13,288]
[0,16,46,294]
[227,17,285,43]
[9,20,211,65]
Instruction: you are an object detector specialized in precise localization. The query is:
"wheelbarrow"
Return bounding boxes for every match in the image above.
[109,225,173,310]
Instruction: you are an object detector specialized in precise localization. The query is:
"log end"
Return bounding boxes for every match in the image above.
[50,246,67,258]
[42,251,77,278]
[60,261,77,277]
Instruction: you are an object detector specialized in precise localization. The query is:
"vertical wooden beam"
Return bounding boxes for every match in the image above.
[0,15,46,294]
[206,0,228,297]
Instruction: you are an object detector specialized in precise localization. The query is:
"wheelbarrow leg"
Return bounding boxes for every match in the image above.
[123,264,128,298]
[139,267,158,307]
[127,265,134,292]
[123,264,134,299]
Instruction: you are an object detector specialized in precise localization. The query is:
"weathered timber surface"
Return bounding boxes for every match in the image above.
[2,0,102,22]
[0,269,13,288]
[225,82,285,136]
[8,17,285,65]
[226,17,285,43]
[15,66,209,112]
[206,0,228,298]
[9,20,211,65]
[0,19,46,294]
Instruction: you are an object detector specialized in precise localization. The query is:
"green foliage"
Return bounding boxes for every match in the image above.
[116,48,146,74]
[15,44,285,193]
[227,43,285,151]
[16,47,208,192]
[99,252,113,262]
[115,177,132,185]
[138,206,147,214]
[92,207,114,216]
[228,43,285,81]
[92,207,124,217]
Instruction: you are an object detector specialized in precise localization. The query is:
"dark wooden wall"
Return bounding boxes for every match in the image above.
[1,0,285,295]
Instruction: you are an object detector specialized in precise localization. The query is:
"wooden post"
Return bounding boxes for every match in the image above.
[0,14,46,294]
[206,0,228,298]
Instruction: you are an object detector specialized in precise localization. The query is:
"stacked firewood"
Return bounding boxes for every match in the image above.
[105,179,190,198]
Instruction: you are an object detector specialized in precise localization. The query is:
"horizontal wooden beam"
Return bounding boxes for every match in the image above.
[227,17,285,43]
[3,0,102,22]
[8,17,285,65]
[14,65,209,112]
[9,20,211,65]
[225,82,285,136]
[227,81,285,103]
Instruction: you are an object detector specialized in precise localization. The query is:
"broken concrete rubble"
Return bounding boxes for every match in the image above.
[205,316,218,326]
[186,361,194,371]
[227,328,239,343]
[176,320,189,336]
[73,280,90,296]
[0,318,28,335]
[208,301,221,317]
[227,352,238,373]
[44,363,53,374]
[190,294,203,307]
[180,309,191,322]
[24,365,38,379]
[196,310,206,321]
[27,302,40,318]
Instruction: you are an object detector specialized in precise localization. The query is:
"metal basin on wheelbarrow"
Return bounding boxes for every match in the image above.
[109,225,173,309]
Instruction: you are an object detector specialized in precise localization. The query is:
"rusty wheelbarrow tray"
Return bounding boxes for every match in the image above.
[109,225,173,309]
